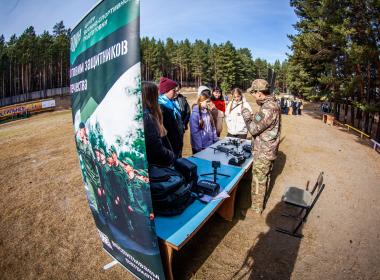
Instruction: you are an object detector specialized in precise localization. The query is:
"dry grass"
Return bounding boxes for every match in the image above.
[1,92,380,279]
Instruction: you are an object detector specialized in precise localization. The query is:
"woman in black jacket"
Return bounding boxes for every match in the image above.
[142,81,176,166]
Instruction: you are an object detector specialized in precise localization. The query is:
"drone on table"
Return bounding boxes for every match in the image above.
[210,144,251,166]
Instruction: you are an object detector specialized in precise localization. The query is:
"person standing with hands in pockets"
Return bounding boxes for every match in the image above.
[225,88,252,139]
[241,79,281,214]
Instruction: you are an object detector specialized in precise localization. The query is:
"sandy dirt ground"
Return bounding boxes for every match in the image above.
[0,92,380,280]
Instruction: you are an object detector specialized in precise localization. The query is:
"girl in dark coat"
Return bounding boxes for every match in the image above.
[142,81,176,167]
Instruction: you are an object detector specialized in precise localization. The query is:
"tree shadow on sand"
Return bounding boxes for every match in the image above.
[232,202,302,280]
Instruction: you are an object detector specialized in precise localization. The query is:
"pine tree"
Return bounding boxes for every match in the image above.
[191,40,209,87]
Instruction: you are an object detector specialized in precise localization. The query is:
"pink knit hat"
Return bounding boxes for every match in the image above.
[158,77,178,94]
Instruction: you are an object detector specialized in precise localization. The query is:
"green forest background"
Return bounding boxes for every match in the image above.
[0,0,379,139]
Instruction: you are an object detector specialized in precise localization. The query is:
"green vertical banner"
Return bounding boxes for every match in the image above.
[70,1,165,279]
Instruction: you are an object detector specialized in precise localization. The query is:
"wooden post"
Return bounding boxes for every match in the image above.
[326,115,335,126]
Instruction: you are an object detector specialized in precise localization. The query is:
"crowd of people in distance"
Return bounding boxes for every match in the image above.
[142,77,258,164]
[279,97,303,115]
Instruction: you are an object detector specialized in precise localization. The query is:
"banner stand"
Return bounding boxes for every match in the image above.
[103,249,148,280]
[103,259,119,270]
[70,1,166,279]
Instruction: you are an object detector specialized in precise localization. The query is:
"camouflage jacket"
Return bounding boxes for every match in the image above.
[126,174,150,217]
[76,138,101,189]
[242,95,281,161]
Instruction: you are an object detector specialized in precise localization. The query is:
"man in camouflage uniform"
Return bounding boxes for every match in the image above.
[94,146,117,222]
[119,156,156,248]
[76,122,102,213]
[106,146,133,233]
[242,79,281,214]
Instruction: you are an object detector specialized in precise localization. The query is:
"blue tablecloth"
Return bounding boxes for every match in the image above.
[154,156,244,248]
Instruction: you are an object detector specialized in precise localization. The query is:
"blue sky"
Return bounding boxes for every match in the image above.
[0,0,298,63]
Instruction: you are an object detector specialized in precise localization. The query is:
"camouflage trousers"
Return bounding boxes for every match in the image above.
[251,158,273,213]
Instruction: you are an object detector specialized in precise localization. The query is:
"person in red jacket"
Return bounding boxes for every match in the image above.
[211,87,226,112]
[210,87,226,137]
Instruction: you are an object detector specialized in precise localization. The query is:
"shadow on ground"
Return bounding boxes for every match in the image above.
[170,150,290,279]
[232,202,302,280]
[264,150,287,211]
[172,215,237,279]
[234,150,287,217]
[302,108,324,121]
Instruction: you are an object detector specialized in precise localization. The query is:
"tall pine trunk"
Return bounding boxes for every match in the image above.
[60,55,63,87]
[369,114,374,137]
[350,104,355,126]
[2,72,4,99]
[9,60,12,98]
[344,102,348,124]
[21,63,24,94]
[375,114,380,141]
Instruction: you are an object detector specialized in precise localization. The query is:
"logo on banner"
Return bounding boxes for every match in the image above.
[71,29,82,52]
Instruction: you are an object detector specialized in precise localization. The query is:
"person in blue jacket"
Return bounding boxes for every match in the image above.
[190,86,218,154]
[158,77,184,158]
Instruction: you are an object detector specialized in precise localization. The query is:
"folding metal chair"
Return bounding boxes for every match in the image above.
[276,172,325,238]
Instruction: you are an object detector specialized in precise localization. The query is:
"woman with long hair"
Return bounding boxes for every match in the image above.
[142,81,175,166]
[189,89,218,154]
[225,88,252,139]
[210,87,226,137]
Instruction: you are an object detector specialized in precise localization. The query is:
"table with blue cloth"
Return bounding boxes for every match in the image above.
[154,138,253,279]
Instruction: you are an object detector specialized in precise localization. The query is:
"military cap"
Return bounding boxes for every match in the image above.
[247,79,270,94]
[109,145,117,154]
[95,146,106,155]
[119,155,134,168]
[79,122,86,129]
[137,169,148,177]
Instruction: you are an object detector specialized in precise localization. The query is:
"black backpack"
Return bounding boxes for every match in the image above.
[149,165,194,216]
[174,158,198,188]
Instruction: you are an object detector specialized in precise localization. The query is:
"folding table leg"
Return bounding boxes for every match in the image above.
[218,187,237,221]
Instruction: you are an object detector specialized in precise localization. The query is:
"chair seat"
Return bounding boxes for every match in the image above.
[282,187,312,208]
